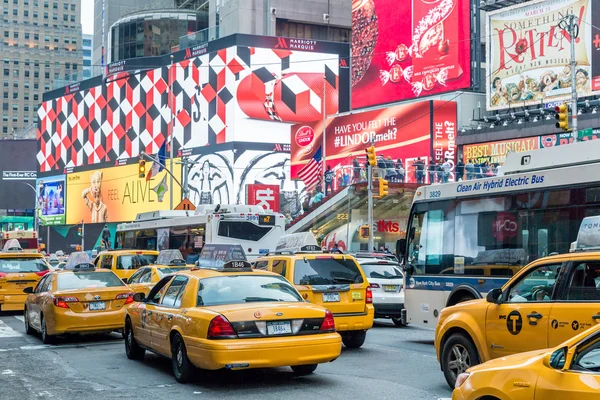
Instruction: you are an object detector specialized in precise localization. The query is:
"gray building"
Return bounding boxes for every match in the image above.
[0,0,83,139]
[82,33,93,79]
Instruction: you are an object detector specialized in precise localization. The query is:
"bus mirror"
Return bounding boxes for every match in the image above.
[396,239,406,257]
[486,288,503,304]
[403,264,414,275]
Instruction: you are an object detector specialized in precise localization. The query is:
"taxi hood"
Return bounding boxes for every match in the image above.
[467,349,547,373]
[202,302,327,322]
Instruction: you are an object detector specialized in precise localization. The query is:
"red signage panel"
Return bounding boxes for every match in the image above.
[246,184,280,212]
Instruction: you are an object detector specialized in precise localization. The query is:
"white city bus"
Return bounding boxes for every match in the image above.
[399,139,600,329]
[115,204,285,262]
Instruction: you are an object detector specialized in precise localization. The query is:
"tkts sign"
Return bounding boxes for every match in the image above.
[487,0,597,110]
[246,184,280,212]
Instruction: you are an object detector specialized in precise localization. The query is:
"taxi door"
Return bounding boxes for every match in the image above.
[150,276,188,356]
[485,262,561,359]
[138,276,172,350]
[548,260,600,347]
[28,274,52,330]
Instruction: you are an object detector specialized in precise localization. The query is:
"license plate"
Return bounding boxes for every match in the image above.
[322,292,340,302]
[89,301,106,311]
[267,321,292,335]
[383,285,398,292]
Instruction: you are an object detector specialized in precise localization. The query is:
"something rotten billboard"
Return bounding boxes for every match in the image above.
[291,100,457,183]
[487,0,599,111]
[351,0,471,109]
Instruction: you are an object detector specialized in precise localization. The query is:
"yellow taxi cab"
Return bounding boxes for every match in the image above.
[127,250,191,296]
[23,252,133,344]
[94,249,159,282]
[0,239,50,311]
[253,233,374,348]
[453,323,600,400]
[125,257,342,383]
[436,215,600,388]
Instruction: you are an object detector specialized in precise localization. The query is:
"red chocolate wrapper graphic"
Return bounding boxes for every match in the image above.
[351,0,378,86]
[237,72,339,123]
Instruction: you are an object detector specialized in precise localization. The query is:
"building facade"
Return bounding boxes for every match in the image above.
[82,33,93,79]
[0,0,83,138]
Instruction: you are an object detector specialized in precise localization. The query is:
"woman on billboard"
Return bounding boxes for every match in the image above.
[82,171,108,223]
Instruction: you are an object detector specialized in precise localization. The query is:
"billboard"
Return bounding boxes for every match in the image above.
[36,175,66,225]
[351,0,471,109]
[290,100,457,182]
[37,34,349,173]
[487,0,597,110]
[65,161,182,224]
[246,184,281,212]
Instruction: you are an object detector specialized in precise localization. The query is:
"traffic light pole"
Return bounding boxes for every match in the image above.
[569,15,578,141]
[367,163,374,251]
[81,220,85,252]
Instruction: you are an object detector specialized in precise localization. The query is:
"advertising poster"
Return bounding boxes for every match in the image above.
[65,161,182,224]
[487,0,596,110]
[463,137,539,165]
[246,184,280,212]
[351,0,471,109]
[36,175,66,225]
[290,100,457,183]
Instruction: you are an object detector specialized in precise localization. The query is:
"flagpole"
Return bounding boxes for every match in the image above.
[169,54,175,210]
[322,75,327,185]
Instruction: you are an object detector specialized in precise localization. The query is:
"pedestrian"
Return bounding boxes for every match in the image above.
[428,161,435,184]
[324,165,334,196]
[456,159,465,181]
[415,157,424,184]
[377,155,387,180]
[309,188,324,207]
[396,159,405,183]
[436,161,443,183]
[353,157,361,183]
[385,156,396,181]
[496,163,504,177]
[442,157,452,183]
[285,213,292,225]
[465,159,474,180]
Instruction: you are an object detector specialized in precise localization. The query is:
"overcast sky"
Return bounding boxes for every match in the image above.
[81,0,93,35]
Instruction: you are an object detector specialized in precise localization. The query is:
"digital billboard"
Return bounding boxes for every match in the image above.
[65,161,182,224]
[36,175,66,225]
[351,0,471,109]
[290,100,457,183]
[487,0,599,110]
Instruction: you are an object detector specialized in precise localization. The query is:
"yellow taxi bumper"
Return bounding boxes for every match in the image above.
[0,293,28,311]
[185,332,342,371]
[333,305,374,332]
[51,308,126,335]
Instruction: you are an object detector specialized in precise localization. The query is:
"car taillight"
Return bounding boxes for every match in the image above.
[207,315,237,339]
[369,283,380,288]
[35,270,49,277]
[53,296,78,308]
[320,309,336,333]
[115,292,134,304]
[366,287,373,304]
[0,272,6,278]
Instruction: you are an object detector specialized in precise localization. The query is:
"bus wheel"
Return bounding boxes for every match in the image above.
[441,333,479,389]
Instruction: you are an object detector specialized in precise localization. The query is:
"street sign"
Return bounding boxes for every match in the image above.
[174,198,196,211]
[578,128,593,140]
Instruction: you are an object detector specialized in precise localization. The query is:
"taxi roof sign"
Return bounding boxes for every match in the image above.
[275,232,319,253]
[64,251,95,270]
[573,216,600,251]
[156,249,186,266]
[2,239,22,252]
[197,244,248,270]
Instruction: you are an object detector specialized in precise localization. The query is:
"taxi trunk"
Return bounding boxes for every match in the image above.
[0,257,48,311]
[54,286,132,313]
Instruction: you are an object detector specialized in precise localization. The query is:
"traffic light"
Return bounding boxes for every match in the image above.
[138,159,146,178]
[379,177,389,197]
[77,227,82,236]
[365,145,377,167]
[555,103,569,131]
[360,225,370,239]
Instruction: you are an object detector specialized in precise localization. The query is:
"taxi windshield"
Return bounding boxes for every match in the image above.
[197,275,303,306]
[293,258,364,285]
[57,272,125,290]
[156,267,189,278]
[0,258,48,273]
[117,254,157,270]
[360,263,403,279]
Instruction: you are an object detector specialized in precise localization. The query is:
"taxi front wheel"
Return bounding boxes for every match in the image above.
[342,331,367,348]
[171,333,195,384]
[124,319,145,360]
[291,364,318,375]
[441,333,480,389]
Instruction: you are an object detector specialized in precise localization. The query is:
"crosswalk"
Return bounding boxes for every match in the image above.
[0,320,21,338]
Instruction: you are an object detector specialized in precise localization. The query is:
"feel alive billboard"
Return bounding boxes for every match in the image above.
[351,0,471,109]
[487,0,599,110]
[290,100,457,182]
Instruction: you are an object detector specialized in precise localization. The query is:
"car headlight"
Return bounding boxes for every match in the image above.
[455,372,470,388]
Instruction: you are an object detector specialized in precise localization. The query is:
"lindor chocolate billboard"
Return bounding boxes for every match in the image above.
[290,100,457,183]
[351,0,471,109]
[487,0,599,110]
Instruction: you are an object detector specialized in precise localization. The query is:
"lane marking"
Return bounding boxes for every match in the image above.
[1,369,15,375]
[14,315,24,322]
[0,320,21,338]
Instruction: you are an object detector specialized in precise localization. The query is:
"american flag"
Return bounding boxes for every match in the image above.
[298,147,323,191]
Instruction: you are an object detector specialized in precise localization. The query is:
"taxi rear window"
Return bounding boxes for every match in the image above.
[0,258,48,273]
[57,272,125,290]
[293,258,364,285]
[117,255,157,270]
[197,275,303,306]
[360,263,403,279]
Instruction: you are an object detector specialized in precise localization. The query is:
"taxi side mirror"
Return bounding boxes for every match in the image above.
[544,346,569,370]
[122,278,129,284]
[486,288,503,304]
[22,287,34,294]
[133,293,146,302]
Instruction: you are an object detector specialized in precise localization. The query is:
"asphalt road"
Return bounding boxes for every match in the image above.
[0,313,452,400]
